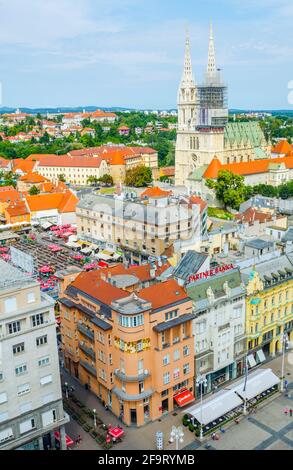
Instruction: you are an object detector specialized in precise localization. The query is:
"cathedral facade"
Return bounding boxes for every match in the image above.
[175,25,271,186]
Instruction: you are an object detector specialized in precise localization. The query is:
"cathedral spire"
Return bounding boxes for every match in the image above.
[181,28,195,84]
[207,21,216,75]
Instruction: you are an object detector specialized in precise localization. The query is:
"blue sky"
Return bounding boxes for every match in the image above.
[0,0,293,109]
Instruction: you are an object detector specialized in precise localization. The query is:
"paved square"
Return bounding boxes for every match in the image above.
[265,440,292,451]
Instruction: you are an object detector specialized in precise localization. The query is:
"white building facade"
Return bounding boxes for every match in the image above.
[186,267,246,395]
[0,261,69,450]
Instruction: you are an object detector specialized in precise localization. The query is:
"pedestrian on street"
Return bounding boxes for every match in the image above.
[284,407,289,416]
[290,409,292,417]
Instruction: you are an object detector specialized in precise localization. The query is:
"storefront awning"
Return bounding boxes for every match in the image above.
[80,247,92,255]
[97,252,112,261]
[183,389,243,425]
[232,368,280,401]
[256,349,266,363]
[54,431,74,447]
[174,390,195,407]
[247,354,257,368]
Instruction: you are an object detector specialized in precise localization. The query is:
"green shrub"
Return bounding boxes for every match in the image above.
[83,424,91,432]
[103,442,113,450]
[182,414,190,426]
[188,423,195,432]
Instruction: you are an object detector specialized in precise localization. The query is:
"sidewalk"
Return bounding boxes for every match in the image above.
[61,351,293,451]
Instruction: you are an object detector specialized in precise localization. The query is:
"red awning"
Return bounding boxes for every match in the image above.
[54,431,74,447]
[174,390,195,407]
[108,426,124,439]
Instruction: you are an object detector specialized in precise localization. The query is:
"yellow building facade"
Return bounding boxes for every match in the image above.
[244,257,293,364]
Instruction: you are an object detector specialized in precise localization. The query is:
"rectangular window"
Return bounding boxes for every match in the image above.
[0,392,8,404]
[42,409,57,427]
[27,292,36,304]
[0,412,8,423]
[173,368,180,380]
[0,428,13,443]
[183,363,190,375]
[163,354,170,366]
[17,383,30,396]
[7,321,21,335]
[36,335,47,347]
[163,372,170,385]
[19,403,32,414]
[38,357,50,367]
[15,364,27,376]
[19,418,36,434]
[13,342,25,355]
[174,349,180,361]
[40,375,52,386]
[31,313,44,327]
[138,359,144,375]
[183,345,190,357]
[4,297,17,313]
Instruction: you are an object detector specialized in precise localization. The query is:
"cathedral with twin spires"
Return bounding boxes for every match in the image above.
[175,24,271,186]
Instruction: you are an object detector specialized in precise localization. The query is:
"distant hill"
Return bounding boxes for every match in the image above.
[0,106,292,116]
[230,109,293,117]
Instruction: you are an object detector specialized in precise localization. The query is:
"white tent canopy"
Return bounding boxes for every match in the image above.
[247,354,257,368]
[183,389,243,425]
[183,368,280,426]
[256,349,266,363]
[232,368,280,401]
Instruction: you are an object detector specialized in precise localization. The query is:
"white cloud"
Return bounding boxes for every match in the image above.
[0,0,122,47]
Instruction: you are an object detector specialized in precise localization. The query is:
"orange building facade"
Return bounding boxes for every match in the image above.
[59,269,195,427]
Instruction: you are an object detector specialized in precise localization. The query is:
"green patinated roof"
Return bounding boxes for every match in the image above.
[187,165,208,181]
[268,162,286,170]
[253,147,268,159]
[186,269,243,303]
[224,122,267,148]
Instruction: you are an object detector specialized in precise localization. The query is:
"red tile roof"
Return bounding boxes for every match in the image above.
[12,159,37,174]
[141,186,172,199]
[189,195,207,213]
[5,200,29,217]
[37,155,105,168]
[19,172,48,183]
[235,207,273,225]
[140,279,189,310]
[26,190,78,213]
[203,156,222,179]
[160,166,175,177]
[0,187,21,204]
[271,140,292,156]
[71,273,129,305]
[204,155,293,179]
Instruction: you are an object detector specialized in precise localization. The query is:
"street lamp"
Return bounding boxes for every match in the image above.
[196,375,208,441]
[169,426,184,450]
[64,382,69,399]
[280,333,289,392]
[242,355,249,415]
[93,408,97,428]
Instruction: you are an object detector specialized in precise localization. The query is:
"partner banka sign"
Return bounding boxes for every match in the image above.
[187,264,235,283]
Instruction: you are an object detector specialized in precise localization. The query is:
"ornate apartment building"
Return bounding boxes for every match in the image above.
[175,24,270,185]
[59,266,195,427]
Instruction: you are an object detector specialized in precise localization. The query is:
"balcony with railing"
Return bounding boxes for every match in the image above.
[79,342,96,360]
[114,369,151,383]
[77,322,94,341]
[79,360,97,377]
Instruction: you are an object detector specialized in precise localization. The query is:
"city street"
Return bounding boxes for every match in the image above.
[62,352,293,451]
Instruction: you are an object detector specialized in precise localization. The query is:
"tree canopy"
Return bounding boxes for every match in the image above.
[206,170,246,210]
[124,165,153,188]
